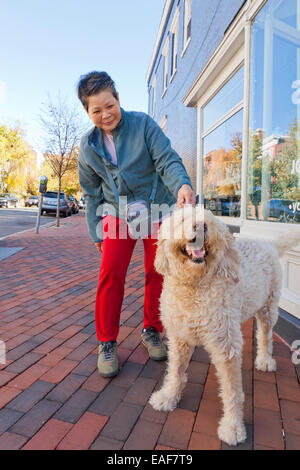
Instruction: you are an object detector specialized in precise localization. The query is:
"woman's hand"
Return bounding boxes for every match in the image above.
[177,184,196,207]
[95,242,103,253]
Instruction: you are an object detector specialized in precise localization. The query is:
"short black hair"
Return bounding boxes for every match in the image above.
[77,71,118,111]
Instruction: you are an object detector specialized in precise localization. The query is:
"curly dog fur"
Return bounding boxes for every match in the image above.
[149,206,300,446]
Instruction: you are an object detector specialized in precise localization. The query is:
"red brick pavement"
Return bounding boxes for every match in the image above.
[0,213,299,450]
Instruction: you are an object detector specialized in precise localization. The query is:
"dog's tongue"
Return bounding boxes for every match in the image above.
[186,247,205,258]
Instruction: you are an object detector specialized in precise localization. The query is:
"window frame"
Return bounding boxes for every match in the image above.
[159,115,167,133]
[183,0,297,229]
[196,47,245,227]
[201,73,244,220]
[182,0,192,56]
[183,0,300,319]
[162,36,170,97]
[170,6,180,82]
[184,0,300,232]
[151,74,157,118]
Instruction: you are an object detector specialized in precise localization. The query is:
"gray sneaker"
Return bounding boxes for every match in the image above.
[141,327,167,361]
[98,341,118,377]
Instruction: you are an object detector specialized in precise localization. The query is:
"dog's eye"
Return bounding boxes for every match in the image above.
[204,223,207,232]
[189,237,196,243]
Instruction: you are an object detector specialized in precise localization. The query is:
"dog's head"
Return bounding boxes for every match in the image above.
[155,205,241,283]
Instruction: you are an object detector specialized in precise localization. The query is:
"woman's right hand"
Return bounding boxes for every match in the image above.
[95,242,103,253]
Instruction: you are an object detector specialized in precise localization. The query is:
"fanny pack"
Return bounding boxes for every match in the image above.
[103,165,158,239]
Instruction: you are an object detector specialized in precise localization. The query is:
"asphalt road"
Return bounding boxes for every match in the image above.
[0,207,56,239]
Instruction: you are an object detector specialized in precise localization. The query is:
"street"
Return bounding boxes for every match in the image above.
[0,206,56,239]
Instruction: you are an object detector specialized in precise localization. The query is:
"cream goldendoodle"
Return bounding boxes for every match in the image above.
[149,205,300,446]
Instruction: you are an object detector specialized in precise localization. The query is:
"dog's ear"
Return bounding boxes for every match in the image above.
[216,229,241,283]
[154,238,169,276]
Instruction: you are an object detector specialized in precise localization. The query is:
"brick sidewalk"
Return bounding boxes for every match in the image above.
[0,213,299,450]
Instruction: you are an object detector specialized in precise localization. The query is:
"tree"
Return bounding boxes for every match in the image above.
[39,93,85,226]
[203,132,242,198]
[25,174,39,195]
[248,120,300,220]
[248,130,263,219]
[40,148,82,197]
[270,120,300,201]
[0,124,38,197]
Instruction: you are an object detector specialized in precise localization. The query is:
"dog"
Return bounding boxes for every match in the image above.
[149,205,300,446]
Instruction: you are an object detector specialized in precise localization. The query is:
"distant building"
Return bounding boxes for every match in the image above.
[148,0,300,320]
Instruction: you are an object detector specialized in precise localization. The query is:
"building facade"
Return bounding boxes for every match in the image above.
[147,0,300,321]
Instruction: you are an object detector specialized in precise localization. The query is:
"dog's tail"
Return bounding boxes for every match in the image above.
[270,229,300,257]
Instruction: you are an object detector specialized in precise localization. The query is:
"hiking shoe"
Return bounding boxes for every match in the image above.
[141,327,167,361]
[98,341,118,377]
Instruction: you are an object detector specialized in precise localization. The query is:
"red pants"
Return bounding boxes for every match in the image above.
[95,216,163,342]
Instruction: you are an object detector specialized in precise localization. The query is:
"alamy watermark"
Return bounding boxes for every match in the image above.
[291,340,300,365]
[0,340,6,365]
[0,80,6,105]
[95,198,205,244]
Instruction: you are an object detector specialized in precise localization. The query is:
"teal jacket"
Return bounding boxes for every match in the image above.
[78,108,193,242]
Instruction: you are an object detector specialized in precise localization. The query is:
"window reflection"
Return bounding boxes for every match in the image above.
[203,110,243,217]
[248,0,300,223]
[203,67,244,132]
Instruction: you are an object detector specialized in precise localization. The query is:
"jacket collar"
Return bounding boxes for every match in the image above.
[112,107,126,133]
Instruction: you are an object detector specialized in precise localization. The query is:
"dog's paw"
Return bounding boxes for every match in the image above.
[217,417,247,446]
[255,356,277,372]
[149,389,179,412]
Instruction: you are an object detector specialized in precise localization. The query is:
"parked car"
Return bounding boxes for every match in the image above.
[69,196,79,214]
[78,197,85,209]
[264,198,300,222]
[41,191,71,217]
[0,193,18,208]
[25,195,39,207]
[220,197,240,217]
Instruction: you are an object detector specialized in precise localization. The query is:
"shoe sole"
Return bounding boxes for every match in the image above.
[150,355,167,361]
[141,341,168,361]
[98,368,119,378]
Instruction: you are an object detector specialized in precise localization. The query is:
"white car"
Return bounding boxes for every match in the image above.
[78,198,85,209]
[0,193,18,208]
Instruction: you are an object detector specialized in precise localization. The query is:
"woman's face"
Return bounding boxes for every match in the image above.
[87,89,121,134]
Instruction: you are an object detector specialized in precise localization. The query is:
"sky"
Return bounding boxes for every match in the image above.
[0,0,165,159]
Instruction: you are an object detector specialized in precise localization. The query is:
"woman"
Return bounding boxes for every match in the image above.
[77,71,195,377]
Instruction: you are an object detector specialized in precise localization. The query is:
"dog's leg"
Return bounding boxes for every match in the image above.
[255,301,278,372]
[209,350,246,446]
[149,336,194,412]
[255,264,281,372]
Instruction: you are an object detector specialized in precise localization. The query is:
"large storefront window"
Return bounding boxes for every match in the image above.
[248,0,300,223]
[203,67,243,217]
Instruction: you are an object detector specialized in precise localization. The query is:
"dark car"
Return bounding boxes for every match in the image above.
[69,196,79,214]
[0,193,18,208]
[264,198,300,222]
[25,195,39,207]
[41,191,71,217]
[221,198,240,217]
[204,197,240,217]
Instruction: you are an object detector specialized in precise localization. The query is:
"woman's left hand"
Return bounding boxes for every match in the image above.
[177,184,196,207]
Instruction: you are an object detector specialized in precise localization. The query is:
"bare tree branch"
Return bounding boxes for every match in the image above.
[38,92,87,227]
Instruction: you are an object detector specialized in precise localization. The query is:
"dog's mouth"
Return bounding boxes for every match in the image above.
[182,234,209,264]
[182,245,206,263]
